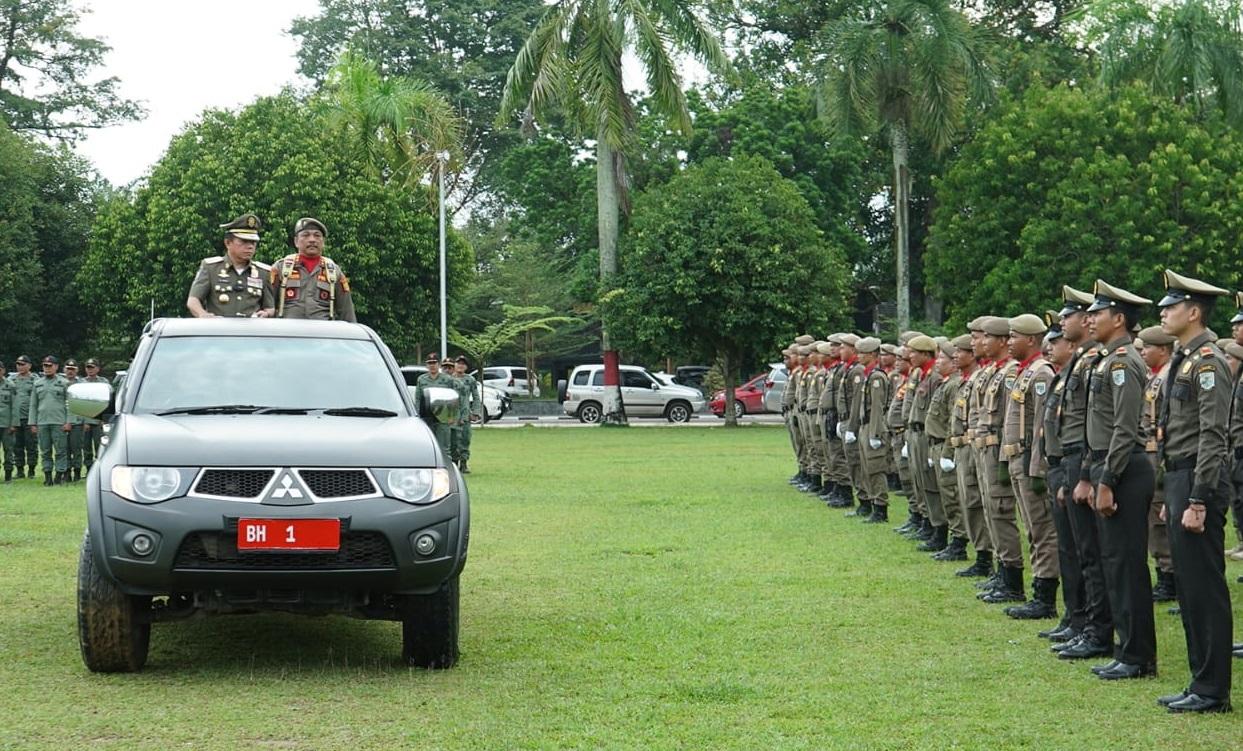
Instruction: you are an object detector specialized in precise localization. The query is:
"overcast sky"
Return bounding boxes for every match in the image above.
[77,0,320,186]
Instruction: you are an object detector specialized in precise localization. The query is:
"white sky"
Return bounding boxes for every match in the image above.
[76,0,319,186]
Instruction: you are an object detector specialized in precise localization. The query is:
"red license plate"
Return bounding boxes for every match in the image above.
[237,518,341,551]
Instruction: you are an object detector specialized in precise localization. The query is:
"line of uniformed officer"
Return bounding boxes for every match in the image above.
[2,355,109,485]
[780,268,1240,714]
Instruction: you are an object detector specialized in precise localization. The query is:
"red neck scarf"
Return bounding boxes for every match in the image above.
[299,254,322,275]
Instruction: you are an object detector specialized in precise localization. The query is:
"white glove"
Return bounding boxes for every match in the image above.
[927,457,935,468]
[940,457,956,472]
[901,442,909,459]
[844,431,857,444]
[868,437,882,450]
[836,421,846,439]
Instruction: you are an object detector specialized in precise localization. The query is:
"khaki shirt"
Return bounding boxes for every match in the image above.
[926,371,957,444]
[189,257,274,317]
[838,361,865,431]
[907,363,936,426]
[861,364,891,439]
[782,367,799,412]
[1141,362,1169,452]
[818,361,840,418]
[1084,336,1145,487]
[1002,356,1053,476]
[979,358,1018,438]
[951,366,979,444]
[1159,330,1232,501]
[29,374,69,425]
[886,371,908,431]
[270,255,357,322]
[805,367,825,420]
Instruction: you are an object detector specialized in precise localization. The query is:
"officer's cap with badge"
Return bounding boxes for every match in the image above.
[16,354,31,365]
[64,358,78,369]
[42,355,58,365]
[1231,291,1243,325]
[221,213,262,242]
[293,217,328,237]
[425,352,440,364]
[1009,313,1048,337]
[1044,311,1063,341]
[1086,279,1152,315]
[1156,269,1228,309]
[1059,285,1094,317]
[85,358,100,368]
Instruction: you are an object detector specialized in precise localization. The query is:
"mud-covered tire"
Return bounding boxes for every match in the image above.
[400,575,460,669]
[77,531,150,673]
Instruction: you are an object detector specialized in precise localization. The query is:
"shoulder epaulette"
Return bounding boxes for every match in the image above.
[201,256,222,264]
[253,260,272,271]
[1087,348,1099,356]
[1115,346,1128,355]
[1200,346,1215,357]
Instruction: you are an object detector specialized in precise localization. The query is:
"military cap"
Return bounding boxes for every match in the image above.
[1059,285,1094,317]
[828,333,846,345]
[1087,280,1152,313]
[952,334,973,350]
[856,337,881,354]
[64,358,78,368]
[1009,313,1047,336]
[908,335,937,353]
[1044,312,1064,341]
[981,316,1010,337]
[938,339,957,357]
[1232,292,1243,325]
[898,330,923,345]
[815,341,834,355]
[839,334,860,347]
[440,355,454,365]
[1225,342,1243,362]
[455,355,469,365]
[1138,326,1175,346]
[794,334,814,345]
[15,354,31,365]
[1215,337,1233,350]
[966,317,986,332]
[85,358,100,368]
[811,340,827,351]
[293,217,328,236]
[1134,337,1144,349]
[42,355,58,365]
[220,213,262,241]
[780,347,791,356]
[880,343,898,355]
[797,345,813,356]
[1157,269,1228,308]
[425,352,440,364]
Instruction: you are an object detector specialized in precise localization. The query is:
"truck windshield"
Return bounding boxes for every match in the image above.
[132,336,407,415]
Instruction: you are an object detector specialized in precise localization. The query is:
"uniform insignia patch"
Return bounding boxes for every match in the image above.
[854,376,862,383]
[1181,361,1194,375]
[1200,346,1215,357]
[1112,369,1125,386]
[1054,381,1064,393]
[1200,371,1215,390]
[285,288,297,300]
[1034,381,1047,397]
[1005,377,1016,390]
[319,290,331,301]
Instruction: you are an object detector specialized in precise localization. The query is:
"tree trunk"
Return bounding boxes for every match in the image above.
[525,330,537,397]
[722,351,737,428]
[597,137,627,425]
[892,121,912,332]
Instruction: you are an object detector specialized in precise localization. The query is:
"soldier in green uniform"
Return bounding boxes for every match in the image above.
[1,360,18,482]
[269,217,357,322]
[450,356,481,474]
[187,213,276,319]
[62,359,86,482]
[1155,269,1233,713]
[28,355,70,486]
[80,358,109,470]
[10,354,37,478]
[415,353,457,458]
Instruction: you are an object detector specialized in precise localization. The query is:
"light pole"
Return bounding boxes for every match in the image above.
[437,150,450,357]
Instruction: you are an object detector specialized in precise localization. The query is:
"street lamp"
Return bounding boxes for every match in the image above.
[437,150,450,357]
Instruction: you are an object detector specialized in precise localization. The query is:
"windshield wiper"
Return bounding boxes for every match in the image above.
[156,404,267,416]
[320,406,399,417]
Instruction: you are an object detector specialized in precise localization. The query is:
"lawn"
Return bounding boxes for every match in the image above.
[1,426,1240,750]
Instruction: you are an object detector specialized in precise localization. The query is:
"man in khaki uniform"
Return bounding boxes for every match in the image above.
[1001,314,1060,620]
[928,337,969,561]
[953,323,993,577]
[880,343,901,490]
[906,335,946,551]
[28,355,70,486]
[889,345,919,532]
[781,342,803,484]
[270,217,357,322]
[975,316,1024,603]
[822,335,855,506]
[854,337,892,522]
[187,213,276,319]
[1138,326,1177,601]
[814,339,844,503]
[835,335,866,516]
[794,344,820,493]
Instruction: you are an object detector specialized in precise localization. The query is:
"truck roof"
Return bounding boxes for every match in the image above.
[146,317,374,340]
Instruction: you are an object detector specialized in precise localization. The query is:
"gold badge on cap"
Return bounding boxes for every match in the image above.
[219,293,230,303]
[247,216,256,228]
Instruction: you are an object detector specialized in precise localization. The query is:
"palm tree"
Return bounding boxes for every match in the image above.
[323,52,465,189]
[1094,0,1243,123]
[816,0,990,331]
[498,0,728,425]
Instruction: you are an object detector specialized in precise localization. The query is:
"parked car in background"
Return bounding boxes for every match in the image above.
[761,364,788,414]
[401,367,511,422]
[709,372,771,418]
[650,371,677,386]
[560,364,706,423]
[673,365,710,391]
[474,365,540,398]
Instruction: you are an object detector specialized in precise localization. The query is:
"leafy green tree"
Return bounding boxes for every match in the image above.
[498,0,729,425]
[815,0,991,331]
[0,0,143,138]
[602,156,851,426]
[78,94,471,358]
[450,305,581,376]
[926,83,1243,330]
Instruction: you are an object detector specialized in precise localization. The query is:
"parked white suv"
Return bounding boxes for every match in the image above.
[561,364,706,423]
[475,366,541,397]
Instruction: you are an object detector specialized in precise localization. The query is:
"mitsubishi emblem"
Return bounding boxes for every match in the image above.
[271,473,304,499]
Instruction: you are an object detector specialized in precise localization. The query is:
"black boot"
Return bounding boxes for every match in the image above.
[459,460,470,475]
[846,499,873,518]
[1038,614,1073,639]
[886,473,900,491]
[1152,569,1177,602]
[863,504,889,523]
[15,467,24,479]
[28,464,36,479]
[72,467,81,482]
[1005,577,1058,619]
[893,512,919,534]
[981,565,1026,603]
[933,536,969,561]
[917,524,948,552]
[912,517,934,542]
[957,550,993,578]
[829,486,855,509]
[43,472,53,487]
[54,471,67,485]
[3,468,10,483]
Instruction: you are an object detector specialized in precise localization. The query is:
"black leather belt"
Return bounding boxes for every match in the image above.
[909,422,925,432]
[1165,456,1196,472]
[1062,442,1084,456]
[1090,446,1145,461]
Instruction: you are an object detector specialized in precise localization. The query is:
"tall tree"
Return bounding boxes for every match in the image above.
[814,0,990,331]
[498,0,729,425]
[0,0,143,138]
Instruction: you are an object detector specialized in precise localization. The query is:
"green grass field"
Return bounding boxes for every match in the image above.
[1,426,1240,749]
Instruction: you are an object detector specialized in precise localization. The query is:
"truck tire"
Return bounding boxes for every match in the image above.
[401,575,460,669]
[77,531,150,673]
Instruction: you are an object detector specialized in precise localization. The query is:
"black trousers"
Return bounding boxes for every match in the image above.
[1047,463,1085,628]
[1091,454,1156,665]
[1165,467,1234,700]
[13,419,36,469]
[1230,457,1243,542]
[1062,450,1113,642]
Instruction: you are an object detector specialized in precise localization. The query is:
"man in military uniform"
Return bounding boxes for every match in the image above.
[928,337,968,561]
[887,345,915,520]
[975,316,1024,603]
[1228,293,1243,562]
[1138,326,1177,601]
[815,338,841,503]
[415,353,458,458]
[10,354,37,478]
[954,323,994,577]
[791,344,815,491]
[62,359,86,482]
[270,217,357,322]
[450,356,481,473]
[880,343,901,490]
[1,360,17,482]
[780,344,800,483]
[824,336,857,508]
[836,335,867,516]
[905,335,946,551]
[1155,270,1233,712]
[187,213,276,318]
[853,337,891,522]
[80,358,109,471]
[1002,314,1060,620]
[786,338,812,488]
[29,355,70,486]
[800,343,827,496]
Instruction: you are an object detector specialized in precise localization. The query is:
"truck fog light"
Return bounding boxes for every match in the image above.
[414,534,437,556]
[131,533,154,556]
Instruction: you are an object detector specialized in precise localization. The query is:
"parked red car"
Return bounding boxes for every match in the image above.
[709,373,769,418]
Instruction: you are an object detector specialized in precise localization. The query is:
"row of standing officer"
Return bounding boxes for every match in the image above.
[1,355,109,485]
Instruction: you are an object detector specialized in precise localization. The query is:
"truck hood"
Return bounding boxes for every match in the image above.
[115,414,442,467]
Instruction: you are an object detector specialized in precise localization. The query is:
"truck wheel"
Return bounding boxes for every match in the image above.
[401,575,460,669]
[77,531,150,673]
[665,401,692,423]
[577,401,602,424]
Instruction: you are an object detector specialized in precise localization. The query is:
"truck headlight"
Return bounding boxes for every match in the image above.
[384,468,451,504]
[110,466,183,503]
